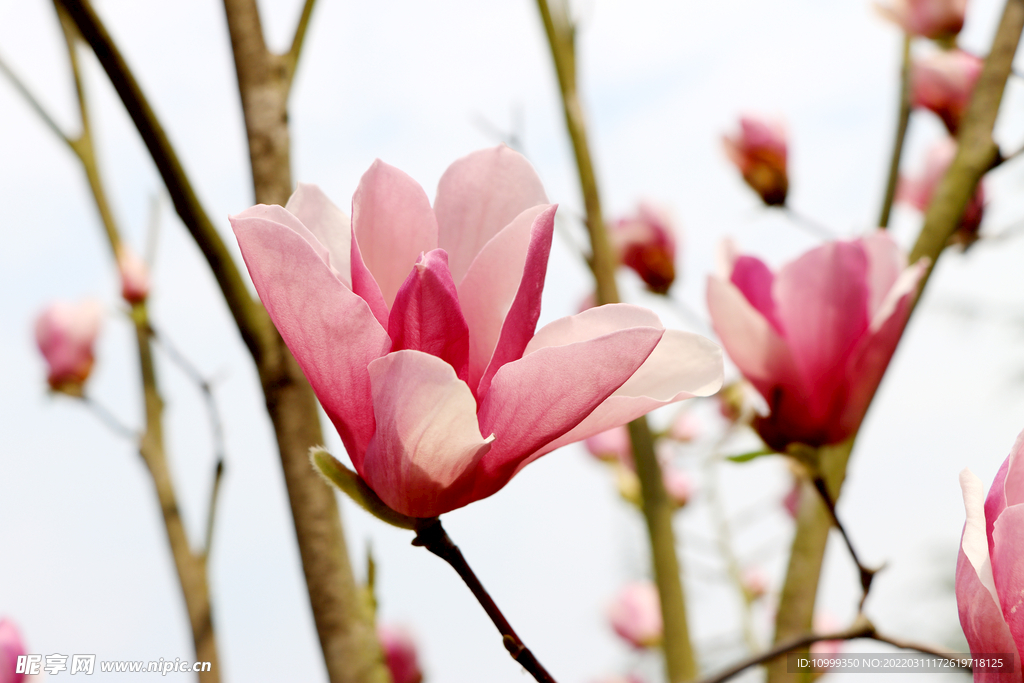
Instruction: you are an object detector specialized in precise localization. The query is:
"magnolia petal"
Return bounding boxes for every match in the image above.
[473,326,664,501]
[475,205,557,399]
[730,255,783,334]
[707,275,801,399]
[860,231,906,319]
[991,505,1024,663]
[361,351,493,518]
[774,241,871,414]
[350,227,391,331]
[234,204,332,269]
[956,548,1019,682]
[352,159,438,309]
[525,303,663,354]
[435,145,549,284]
[286,183,353,288]
[388,249,470,382]
[961,469,1001,605]
[231,215,390,467]
[524,330,723,462]
[459,205,550,392]
[987,456,1012,552]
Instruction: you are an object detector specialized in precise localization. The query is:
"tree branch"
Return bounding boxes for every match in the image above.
[533,2,697,679]
[285,0,319,82]
[878,33,913,229]
[52,0,268,362]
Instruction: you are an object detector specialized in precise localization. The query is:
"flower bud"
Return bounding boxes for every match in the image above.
[741,567,769,600]
[584,426,632,463]
[35,300,103,397]
[876,0,967,40]
[723,116,789,207]
[0,618,26,683]
[911,49,982,135]
[668,410,701,443]
[609,204,678,294]
[117,245,151,305]
[898,137,984,247]
[377,624,423,683]
[609,582,663,649]
[661,464,693,508]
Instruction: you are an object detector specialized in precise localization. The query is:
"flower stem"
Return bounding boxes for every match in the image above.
[533,2,697,679]
[878,33,913,230]
[412,520,557,683]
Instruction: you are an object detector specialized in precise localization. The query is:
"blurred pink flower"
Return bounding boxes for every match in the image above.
[35,300,102,397]
[723,116,789,207]
[590,675,645,683]
[585,426,632,463]
[661,464,693,508]
[609,581,663,649]
[911,49,983,134]
[609,204,678,294]
[668,409,701,442]
[782,476,802,519]
[741,567,769,600]
[956,430,1024,676]
[231,146,723,518]
[586,425,693,508]
[378,624,423,683]
[0,618,26,683]
[117,245,151,305]
[899,137,985,247]
[706,235,926,452]
[876,0,967,39]
[811,614,844,661]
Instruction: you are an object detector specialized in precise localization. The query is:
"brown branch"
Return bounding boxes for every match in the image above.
[534,2,697,680]
[219,2,388,681]
[413,520,558,683]
[285,0,320,83]
[48,11,222,678]
[878,33,913,229]
[768,5,1022,681]
[698,616,968,683]
[52,0,267,361]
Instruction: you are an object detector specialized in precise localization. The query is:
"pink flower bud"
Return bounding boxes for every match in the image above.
[707,235,926,452]
[609,582,663,649]
[585,426,632,463]
[876,0,967,40]
[911,49,983,135]
[35,300,103,397]
[668,410,701,442]
[898,137,984,247]
[810,614,844,661]
[0,618,27,683]
[609,204,678,294]
[117,245,151,305]
[661,464,693,508]
[741,567,769,600]
[723,116,789,207]
[782,477,802,519]
[377,624,423,683]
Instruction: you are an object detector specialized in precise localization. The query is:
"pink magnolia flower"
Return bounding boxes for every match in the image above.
[723,116,789,207]
[876,0,967,39]
[378,624,423,683]
[706,234,926,452]
[231,146,723,518]
[35,299,103,397]
[899,137,985,247]
[0,618,26,683]
[911,49,983,134]
[117,245,151,305]
[957,430,1024,680]
[609,581,663,649]
[609,204,678,295]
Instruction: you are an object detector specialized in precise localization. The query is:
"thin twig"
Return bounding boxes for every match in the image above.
[54,0,265,358]
[533,2,697,679]
[285,0,319,81]
[879,33,913,229]
[412,520,557,683]
[696,616,969,683]
[81,394,136,439]
[203,459,224,557]
[0,50,73,147]
[780,206,837,240]
[809,476,879,606]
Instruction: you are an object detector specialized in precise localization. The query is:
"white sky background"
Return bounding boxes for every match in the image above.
[1,0,1023,681]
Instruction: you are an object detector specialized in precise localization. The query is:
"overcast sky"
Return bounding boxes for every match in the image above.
[1,0,1023,681]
